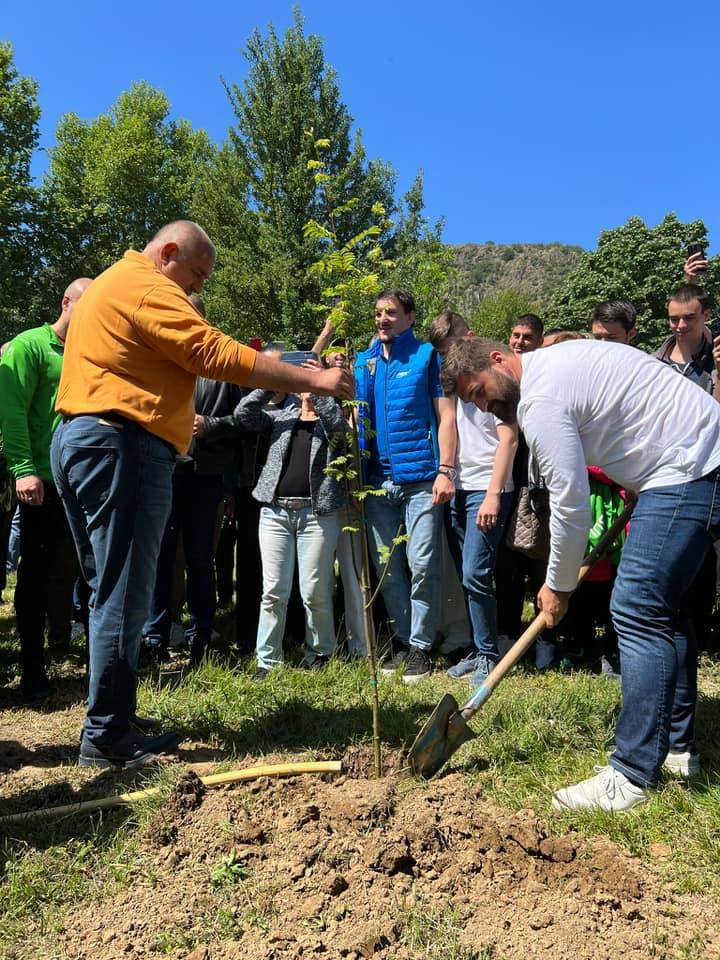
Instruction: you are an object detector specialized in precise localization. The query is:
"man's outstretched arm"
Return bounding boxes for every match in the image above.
[246,351,354,400]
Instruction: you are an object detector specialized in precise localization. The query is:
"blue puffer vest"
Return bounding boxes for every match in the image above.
[354,327,440,485]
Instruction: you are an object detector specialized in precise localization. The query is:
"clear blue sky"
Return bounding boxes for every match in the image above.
[5,1,719,250]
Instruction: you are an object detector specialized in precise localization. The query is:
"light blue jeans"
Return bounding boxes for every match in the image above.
[364,480,441,651]
[256,504,340,669]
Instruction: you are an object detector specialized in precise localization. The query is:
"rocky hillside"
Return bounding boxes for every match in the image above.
[451,242,584,312]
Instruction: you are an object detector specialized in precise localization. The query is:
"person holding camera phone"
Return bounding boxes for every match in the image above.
[655,281,720,401]
[234,358,349,678]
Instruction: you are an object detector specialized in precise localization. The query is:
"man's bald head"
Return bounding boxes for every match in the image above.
[63,277,93,304]
[148,220,215,257]
[143,220,216,295]
[56,276,92,339]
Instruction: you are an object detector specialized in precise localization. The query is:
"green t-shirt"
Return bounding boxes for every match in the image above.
[0,324,65,482]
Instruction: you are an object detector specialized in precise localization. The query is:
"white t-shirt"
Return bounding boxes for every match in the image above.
[455,399,514,493]
[519,340,720,591]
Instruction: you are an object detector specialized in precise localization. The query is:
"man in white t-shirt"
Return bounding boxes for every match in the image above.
[441,336,720,812]
[428,312,518,683]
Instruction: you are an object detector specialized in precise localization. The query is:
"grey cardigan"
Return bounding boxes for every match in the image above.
[235,390,348,515]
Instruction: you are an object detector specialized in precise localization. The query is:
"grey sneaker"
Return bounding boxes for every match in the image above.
[552,765,647,812]
[380,648,409,676]
[468,655,496,688]
[663,750,700,777]
[447,652,479,679]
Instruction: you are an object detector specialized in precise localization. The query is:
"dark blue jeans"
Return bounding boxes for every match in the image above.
[143,471,224,645]
[446,490,513,660]
[609,468,720,788]
[51,416,173,747]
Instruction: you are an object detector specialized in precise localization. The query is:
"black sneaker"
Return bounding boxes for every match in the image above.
[20,677,54,705]
[138,638,170,670]
[130,714,163,735]
[380,648,409,676]
[402,647,431,684]
[300,654,329,671]
[253,667,270,681]
[78,730,181,769]
[188,637,210,667]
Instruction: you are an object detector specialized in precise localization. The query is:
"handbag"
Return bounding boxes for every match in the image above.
[505,482,550,560]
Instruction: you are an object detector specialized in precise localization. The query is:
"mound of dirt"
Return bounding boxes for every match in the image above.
[55,762,717,960]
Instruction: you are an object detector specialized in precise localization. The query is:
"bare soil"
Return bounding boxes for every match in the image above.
[27,748,717,960]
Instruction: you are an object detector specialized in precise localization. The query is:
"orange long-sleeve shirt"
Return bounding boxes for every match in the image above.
[56,251,257,453]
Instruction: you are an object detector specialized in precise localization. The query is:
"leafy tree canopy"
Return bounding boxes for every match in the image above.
[470,288,542,343]
[546,213,719,350]
[33,81,213,324]
[0,41,40,343]
[195,9,396,346]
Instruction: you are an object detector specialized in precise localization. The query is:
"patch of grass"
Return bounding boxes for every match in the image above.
[211,851,250,887]
[397,897,499,959]
[3,621,720,957]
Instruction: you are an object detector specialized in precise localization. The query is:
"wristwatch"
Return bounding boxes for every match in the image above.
[437,465,457,481]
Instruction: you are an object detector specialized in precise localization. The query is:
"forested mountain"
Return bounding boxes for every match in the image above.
[451,241,584,313]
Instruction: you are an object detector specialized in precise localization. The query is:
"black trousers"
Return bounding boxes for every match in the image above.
[15,482,77,688]
[234,488,263,654]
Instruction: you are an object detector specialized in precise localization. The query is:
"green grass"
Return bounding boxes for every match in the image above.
[397,898,500,959]
[2,591,720,956]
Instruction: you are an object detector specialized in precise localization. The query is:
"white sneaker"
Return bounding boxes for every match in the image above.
[552,765,648,812]
[663,750,700,777]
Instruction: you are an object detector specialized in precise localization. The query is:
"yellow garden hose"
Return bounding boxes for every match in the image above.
[0,760,343,824]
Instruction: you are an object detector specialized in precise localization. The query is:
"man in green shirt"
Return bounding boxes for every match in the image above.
[0,277,91,701]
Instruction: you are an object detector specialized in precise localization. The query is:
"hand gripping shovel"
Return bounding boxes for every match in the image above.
[407,500,634,779]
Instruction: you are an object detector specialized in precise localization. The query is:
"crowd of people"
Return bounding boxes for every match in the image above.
[1,222,719,815]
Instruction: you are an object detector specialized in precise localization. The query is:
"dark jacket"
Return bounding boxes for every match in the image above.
[654,335,716,394]
[184,378,246,478]
[235,390,348,515]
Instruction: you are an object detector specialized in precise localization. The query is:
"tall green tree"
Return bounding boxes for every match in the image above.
[34,81,213,325]
[470,288,542,343]
[546,213,719,349]
[384,173,456,330]
[0,42,40,343]
[195,10,395,345]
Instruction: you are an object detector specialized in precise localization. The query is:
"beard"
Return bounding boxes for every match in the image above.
[487,372,521,423]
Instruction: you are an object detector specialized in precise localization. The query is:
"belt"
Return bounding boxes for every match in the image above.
[61,413,177,458]
[275,497,312,511]
[62,411,131,427]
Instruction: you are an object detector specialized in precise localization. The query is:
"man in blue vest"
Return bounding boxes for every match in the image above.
[355,289,456,682]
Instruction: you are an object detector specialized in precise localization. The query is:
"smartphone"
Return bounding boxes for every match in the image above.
[712,317,720,340]
[280,350,319,366]
[687,242,707,266]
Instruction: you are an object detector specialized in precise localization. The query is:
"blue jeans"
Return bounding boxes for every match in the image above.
[256,504,340,669]
[364,480,441,652]
[143,471,224,645]
[446,489,512,660]
[609,469,720,788]
[51,416,174,747]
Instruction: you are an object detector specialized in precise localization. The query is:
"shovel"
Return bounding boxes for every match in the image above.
[407,500,634,780]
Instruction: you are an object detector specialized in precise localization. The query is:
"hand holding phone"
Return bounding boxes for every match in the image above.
[685,243,708,279]
[281,350,319,366]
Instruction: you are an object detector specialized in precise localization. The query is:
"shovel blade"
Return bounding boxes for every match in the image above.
[407,693,477,780]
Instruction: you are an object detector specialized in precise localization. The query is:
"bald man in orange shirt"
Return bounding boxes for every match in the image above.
[52,220,353,769]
